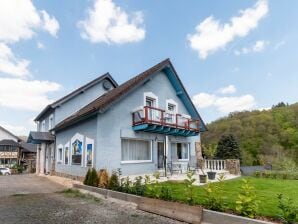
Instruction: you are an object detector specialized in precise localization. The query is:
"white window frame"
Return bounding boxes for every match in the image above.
[70,133,84,166]
[85,137,94,167]
[166,99,178,114]
[144,92,158,108]
[57,144,63,164]
[171,142,190,162]
[121,138,153,164]
[64,142,70,165]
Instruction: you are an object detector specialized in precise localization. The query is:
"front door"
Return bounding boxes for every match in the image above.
[157,142,165,169]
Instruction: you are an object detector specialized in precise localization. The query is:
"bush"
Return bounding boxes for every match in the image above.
[277,194,298,224]
[120,176,132,193]
[184,171,196,205]
[98,169,109,188]
[253,170,298,180]
[204,176,226,211]
[108,170,120,190]
[132,176,146,196]
[160,185,173,201]
[84,168,91,185]
[83,168,99,187]
[235,179,259,218]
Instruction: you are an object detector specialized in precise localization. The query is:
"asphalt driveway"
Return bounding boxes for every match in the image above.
[0,174,183,224]
[0,174,65,197]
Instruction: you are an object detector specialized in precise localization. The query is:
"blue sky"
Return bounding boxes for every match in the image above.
[0,0,297,135]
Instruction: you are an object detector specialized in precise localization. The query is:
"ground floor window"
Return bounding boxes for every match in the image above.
[86,144,93,166]
[121,139,152,163]
[171,142,189,161]
[64,146,69,165]
[72,140,82,165]
[57,147,63,164]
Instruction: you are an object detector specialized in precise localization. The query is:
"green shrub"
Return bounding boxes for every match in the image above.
[120,176,132,193]
[84,168,91,185]
[108,170,120,190]
[90,168,99,187]
[204,176,226,211]
[235,179,259,218]
[132,176,146,196]
[184,171,196,205]
[256,170,298,180]
[254,171,261,178]
[277,194,298,224]
[160,185,173,201]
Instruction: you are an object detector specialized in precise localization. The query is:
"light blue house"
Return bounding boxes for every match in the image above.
[28,59,206,180]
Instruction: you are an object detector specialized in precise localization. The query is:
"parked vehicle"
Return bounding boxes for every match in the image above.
[0,167,11,175]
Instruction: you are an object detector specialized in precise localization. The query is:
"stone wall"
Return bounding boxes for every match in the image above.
[225,159,240,175]
[53,171,84,182]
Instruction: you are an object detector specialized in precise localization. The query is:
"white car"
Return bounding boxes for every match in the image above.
[0,167,11,175]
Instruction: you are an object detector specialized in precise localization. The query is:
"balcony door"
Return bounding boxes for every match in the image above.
[146,97,156,121]
[157,142,165,169]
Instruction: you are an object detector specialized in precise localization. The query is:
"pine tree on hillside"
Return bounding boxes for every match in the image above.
[215,134,241,160]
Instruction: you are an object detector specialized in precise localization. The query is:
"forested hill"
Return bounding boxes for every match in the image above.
[201,102,298,166]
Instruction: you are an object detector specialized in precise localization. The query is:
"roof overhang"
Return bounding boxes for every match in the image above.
[27,131,55,144]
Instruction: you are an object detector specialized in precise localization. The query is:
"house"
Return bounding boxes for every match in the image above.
[28,59,206,180]
[0,126,36,171]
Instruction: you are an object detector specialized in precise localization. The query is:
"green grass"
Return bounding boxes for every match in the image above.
[60,188,101,203]
[156,177,298,220]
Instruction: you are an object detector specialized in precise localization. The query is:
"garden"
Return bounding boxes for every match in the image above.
[84,168,298,224]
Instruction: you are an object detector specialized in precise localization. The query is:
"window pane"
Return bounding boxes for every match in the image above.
[174,143,189,160]
[72,140,82,165]
[86,144,93,166]
[121,139,151,161]
[64,147,69,164]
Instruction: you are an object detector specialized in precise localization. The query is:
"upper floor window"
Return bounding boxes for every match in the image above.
[41,120,46,132]
[168,103,176,112]
[49,115,54,130]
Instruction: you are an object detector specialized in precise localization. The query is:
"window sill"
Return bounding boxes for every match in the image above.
[121,160,153,164]
[178,159,189,162]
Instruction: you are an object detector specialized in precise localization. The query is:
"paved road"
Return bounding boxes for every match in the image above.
[0,174,183,224]
[0,174,65,197]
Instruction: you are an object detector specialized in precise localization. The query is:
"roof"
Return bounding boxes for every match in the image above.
[54,59,207,132]
[0,139,20,147]
[27,131,55,144]
[0,126,21,141]
[20,142,37,153]
[34,73,118,121]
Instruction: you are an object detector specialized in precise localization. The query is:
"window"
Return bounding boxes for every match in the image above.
[171,142,189,161]
[57,148,63,163]
[72,140,82,165]
[41,120,46,131]
[168,103,176,112]
[49,115,54,130]
[64,147,69,165]
[146,97,154,107]
[121,139,152,163]
[86,144,93,166]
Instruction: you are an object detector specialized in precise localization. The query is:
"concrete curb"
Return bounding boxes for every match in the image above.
[73,184,275,224]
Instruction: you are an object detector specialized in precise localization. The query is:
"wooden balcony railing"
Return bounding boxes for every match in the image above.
[132,106,200,132]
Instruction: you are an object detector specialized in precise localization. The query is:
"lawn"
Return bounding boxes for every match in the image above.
[156,177,298,220]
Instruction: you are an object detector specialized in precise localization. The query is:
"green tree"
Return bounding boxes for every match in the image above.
[215,134,241,160]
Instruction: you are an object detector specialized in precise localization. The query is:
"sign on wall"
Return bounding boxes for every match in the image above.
[0,151,18,158]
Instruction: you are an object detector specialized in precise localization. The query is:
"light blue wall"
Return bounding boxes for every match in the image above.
[54,79,115,124]
[37,79,114,131]
[96,71,199,175]
[55,116,97,177]
[54,71,200,177]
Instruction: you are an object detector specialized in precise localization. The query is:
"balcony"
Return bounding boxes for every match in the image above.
[132,106,200,137]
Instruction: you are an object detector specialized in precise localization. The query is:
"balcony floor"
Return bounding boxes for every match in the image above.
[132,123,199,137]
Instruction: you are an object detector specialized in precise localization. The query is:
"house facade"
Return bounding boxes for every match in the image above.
[28,59,206,179]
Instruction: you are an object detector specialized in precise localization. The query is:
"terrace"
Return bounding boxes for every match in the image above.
[132,106,200,137]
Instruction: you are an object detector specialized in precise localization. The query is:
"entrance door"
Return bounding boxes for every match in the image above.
[157,142,165,169]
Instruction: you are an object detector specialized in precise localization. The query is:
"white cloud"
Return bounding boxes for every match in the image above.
[78,0,145,44]
[274,40,286,50]
[234,40,269,55]
[0,78,61,111]
[37,41,45,49]
[218,85,236,94]
[0,43,30,77]
[192,86,256,113]
[187,0,268,59]
[0,0,60,43]
[192,93,216,108]
[215,95,256,113]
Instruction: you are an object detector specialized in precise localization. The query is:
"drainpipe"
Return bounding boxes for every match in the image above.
[164,135,169,177]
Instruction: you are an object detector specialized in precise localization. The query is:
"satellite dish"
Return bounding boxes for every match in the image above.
[103,80,112,90]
